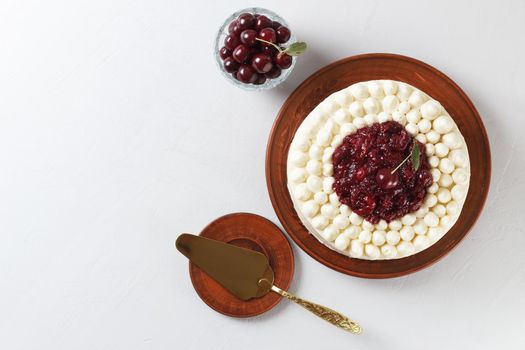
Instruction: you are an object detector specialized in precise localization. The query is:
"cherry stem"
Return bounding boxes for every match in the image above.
[391,153,411,175]
[255,37,284,53]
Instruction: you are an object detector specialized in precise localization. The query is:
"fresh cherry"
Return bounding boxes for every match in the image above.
[255,15,273,30]
[232,44,250,63]
[236,64,257,83]
[228,20,237,33]
[237,13,255,30]
[254,74,267,85]
[271,21,282,29]
[251,53,273,73]
[224,34,240,50]
[275,52,292,69]
[219,46,231,60]
[240,29,257,46]
[265,66,281,79]
[276,26,291,43]
[259,28,277,43]
[376,168,399,190]
[223,57,239,73]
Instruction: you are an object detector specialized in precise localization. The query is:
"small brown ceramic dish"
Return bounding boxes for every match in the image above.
[266,53,490,278]
[189,213,294,317]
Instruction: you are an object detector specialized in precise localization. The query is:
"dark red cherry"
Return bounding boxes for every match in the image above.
[253,74,267,85]
[251,53,273,73]
[276,26,291,43]
[240,29,257,46]
[223,57,239,73]
[259,28,277,44]
[265,66,281,79]
[236,64,257,83]
[219,46,232,60]
[255,15,273,30]
[376,168,399,190]
[232,44,250,63]
[271,21,282,29]
[261,45,278,57]
[275,52,292,69]
[228,20,238,33]
[224,35,240,50]
[355,167,368,181]
[237,13,255,30]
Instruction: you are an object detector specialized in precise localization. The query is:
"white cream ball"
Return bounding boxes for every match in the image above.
[353,117,366,128]
[334,234,350,250]
[306,159,322,175]
[402,214,417,226]
[351,83,369,99]
[364,114,377,126]
[400,226,415,241]
[377,111,391,123]
[362,220,375,231]
[349,212,363,225]
[322,164,333,176]
[290,168,307,183]
[309,145,323,160]
[350,240,364,257]
[294,135,310,152]
[290,151,308,166]
[406,109,421,124]
[414,235,430,251]
[377,220,388,230]
[333,91,351,107]
[320,203,338,219]
[311,215,329,230]
[365,244,381,259]
[433,115,454,134]
[441,215,453,228]
[358,230,372,244]
[424,194,438,208]
[382,95,399,113]
[306,175,323,192]
[417,119,432,133]
[343,226,359,239]
[433,204,447,217]
[340,123,357,136]
[452,168,469,185]
[429,156,440,167]
[388,220,402,230]
[340,204,351,216]
[316,129,332,146]
[428,182,439,194]
[439,174,453,187]
[420,100,441,120]
[329,193,340,205]
[397,241,415,256]
[413,219,428,235]
[435,143,450,158]
[363,97,379,114]
[333,214,350,229]
[449,149,468,167]
[437,188,452,203]
[322,177,334,193]
[405,123,419,136]
[443,132,462,149]
[423,212,439,227]
[415,206,429,218]
[313,191,328,204]
[294,183,311,201]
[322,225,339,241]
[386,230,401,245]
[439,158,455,174]
[302,200,319,218]
[398,101,411,114]
[416,134,427,144]
[372,230,386,246]
[427,227,443,242]
[383,81,398,95]
[334,108,349,125]
[408,91,426,107]
[446,201,460,216]
[426,130,441,144]
[322,147,334,163]
[431,168,441,182]
[397,83,413,101]
[451,185,467,201]
[331,135,343,148]
[381,244,398,258]
[368,81,384,98]
[392,111,406,125]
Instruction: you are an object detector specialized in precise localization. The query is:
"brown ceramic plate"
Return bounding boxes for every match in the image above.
[266,53,490,278]
[189,213,294,317]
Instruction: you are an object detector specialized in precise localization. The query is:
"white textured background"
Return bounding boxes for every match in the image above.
[1,0,524,349]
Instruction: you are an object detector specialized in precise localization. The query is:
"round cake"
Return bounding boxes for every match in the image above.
[287,80,470,260]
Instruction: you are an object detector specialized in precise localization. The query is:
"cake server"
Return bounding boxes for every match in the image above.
[176,233,362,334]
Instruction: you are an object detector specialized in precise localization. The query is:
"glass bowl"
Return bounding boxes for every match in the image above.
[213,7,297,91]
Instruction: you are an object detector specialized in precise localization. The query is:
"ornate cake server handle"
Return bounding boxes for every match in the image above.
[259,279,362,334]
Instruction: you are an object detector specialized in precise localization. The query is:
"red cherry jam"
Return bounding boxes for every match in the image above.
[332,121,432,224]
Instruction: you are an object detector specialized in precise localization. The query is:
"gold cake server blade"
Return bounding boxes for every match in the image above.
[176,233,362,334]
